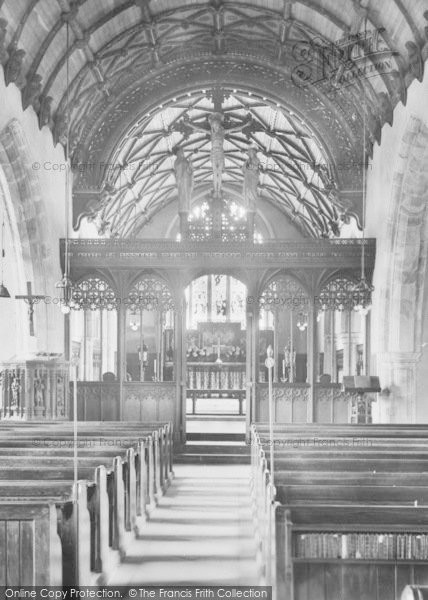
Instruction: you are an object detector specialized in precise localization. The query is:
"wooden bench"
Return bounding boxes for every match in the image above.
[276,504,428,600]
[0,421,173,586]
[250,424,428,600]
[0,422,174,494]
[0,502,62,586]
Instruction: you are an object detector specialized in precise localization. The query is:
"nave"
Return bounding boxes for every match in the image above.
[107,465,259,587]
[1,419,428,599]
[1,0,428,597]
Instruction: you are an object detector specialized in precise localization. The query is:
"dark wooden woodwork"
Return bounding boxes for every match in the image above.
[0,421,173,586]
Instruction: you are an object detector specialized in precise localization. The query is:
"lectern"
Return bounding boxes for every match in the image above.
[343,375,380,424]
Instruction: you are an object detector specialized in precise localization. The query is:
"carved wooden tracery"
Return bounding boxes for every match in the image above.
[70,276,119,311]
[126,277,175,312]
[259,274,309,313]
[88,90,339,238]
[316,275,359,312]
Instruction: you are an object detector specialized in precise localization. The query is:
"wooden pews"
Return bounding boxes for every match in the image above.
[0,421,173,586]
[251,423,428,600]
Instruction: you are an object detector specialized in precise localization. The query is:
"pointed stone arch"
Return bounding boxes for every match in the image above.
[373,116,428,422]
[0,118,53,352]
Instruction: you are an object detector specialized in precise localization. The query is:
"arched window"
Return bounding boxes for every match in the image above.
[69,276,118,381]
[185,275,247,330]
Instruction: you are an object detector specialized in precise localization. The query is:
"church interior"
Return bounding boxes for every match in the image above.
[0,0,428,598]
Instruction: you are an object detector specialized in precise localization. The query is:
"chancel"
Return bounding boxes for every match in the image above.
[0,1,428,598]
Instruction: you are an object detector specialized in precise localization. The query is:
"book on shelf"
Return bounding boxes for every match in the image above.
[293,532,428,561]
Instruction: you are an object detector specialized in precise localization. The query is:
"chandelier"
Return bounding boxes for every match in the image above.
[352,273,373,315]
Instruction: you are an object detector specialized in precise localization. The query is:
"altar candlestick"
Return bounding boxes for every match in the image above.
[215,336,222,364]
[282,359,285,380]
[290,311,294,383]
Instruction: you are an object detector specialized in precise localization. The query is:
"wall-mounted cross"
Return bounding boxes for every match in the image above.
[15,281,46,337]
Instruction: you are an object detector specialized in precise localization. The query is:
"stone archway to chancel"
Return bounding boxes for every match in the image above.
[183,272,249,443]
[371,116,428,424]
[0,119,56,357]
[72,80,354,242]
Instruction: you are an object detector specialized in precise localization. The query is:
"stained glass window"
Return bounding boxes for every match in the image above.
[186,276,208,330]
[186,275,247,329]
[211,275,227,322]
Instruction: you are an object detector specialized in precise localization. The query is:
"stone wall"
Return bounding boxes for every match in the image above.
[367,72,428,423]
[0,68,66,359]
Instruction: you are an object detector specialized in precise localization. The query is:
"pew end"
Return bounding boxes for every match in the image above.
[0,502,62,586]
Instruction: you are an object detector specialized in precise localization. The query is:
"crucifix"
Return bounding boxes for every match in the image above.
[175,87,253,197]
[15,281,46,336]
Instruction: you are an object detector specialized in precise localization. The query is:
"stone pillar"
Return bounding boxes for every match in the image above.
[117,305,126,420]
[174,300,186,444]
[246,299,259,432]
[374,352,421,423]
[306,300,317,422]
[323,311,335,380]
[273,308,279,383]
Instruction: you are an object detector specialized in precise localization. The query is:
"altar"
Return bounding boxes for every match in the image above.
[185,320,247,414]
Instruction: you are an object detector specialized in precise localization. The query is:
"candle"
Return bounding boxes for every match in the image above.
[154,358,157,378]
[282,359,285,379]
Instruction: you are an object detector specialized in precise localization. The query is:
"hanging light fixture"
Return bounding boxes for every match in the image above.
[353,29,374,315]
[296,312,308,332]
[56,20,73,313]
[0,214,10,298]
[129,310,140,331]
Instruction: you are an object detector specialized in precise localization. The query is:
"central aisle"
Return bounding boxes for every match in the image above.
[107,464,260,586]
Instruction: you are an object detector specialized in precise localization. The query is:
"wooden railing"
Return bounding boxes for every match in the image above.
[254,383,374,424]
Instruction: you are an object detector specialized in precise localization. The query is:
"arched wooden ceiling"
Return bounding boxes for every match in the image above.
[0,0,427,237]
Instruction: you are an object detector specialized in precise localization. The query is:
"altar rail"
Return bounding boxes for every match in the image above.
[71,382,176,424]
[187,362,245,390]
[255,383,373,424]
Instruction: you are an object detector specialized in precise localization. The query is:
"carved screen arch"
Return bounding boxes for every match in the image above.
[259,274,309,313]
[316,275,358,312]
[70,275,119,311]
[69,275,119,381]
[125,276,175,383]
[258,274,310,384]
[126,276,175,312]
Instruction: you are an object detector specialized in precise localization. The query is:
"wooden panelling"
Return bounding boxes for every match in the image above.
[0,505,61,586]
[73,383,175,423]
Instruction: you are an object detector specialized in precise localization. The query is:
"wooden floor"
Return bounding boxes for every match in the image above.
[107,464,261,586]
